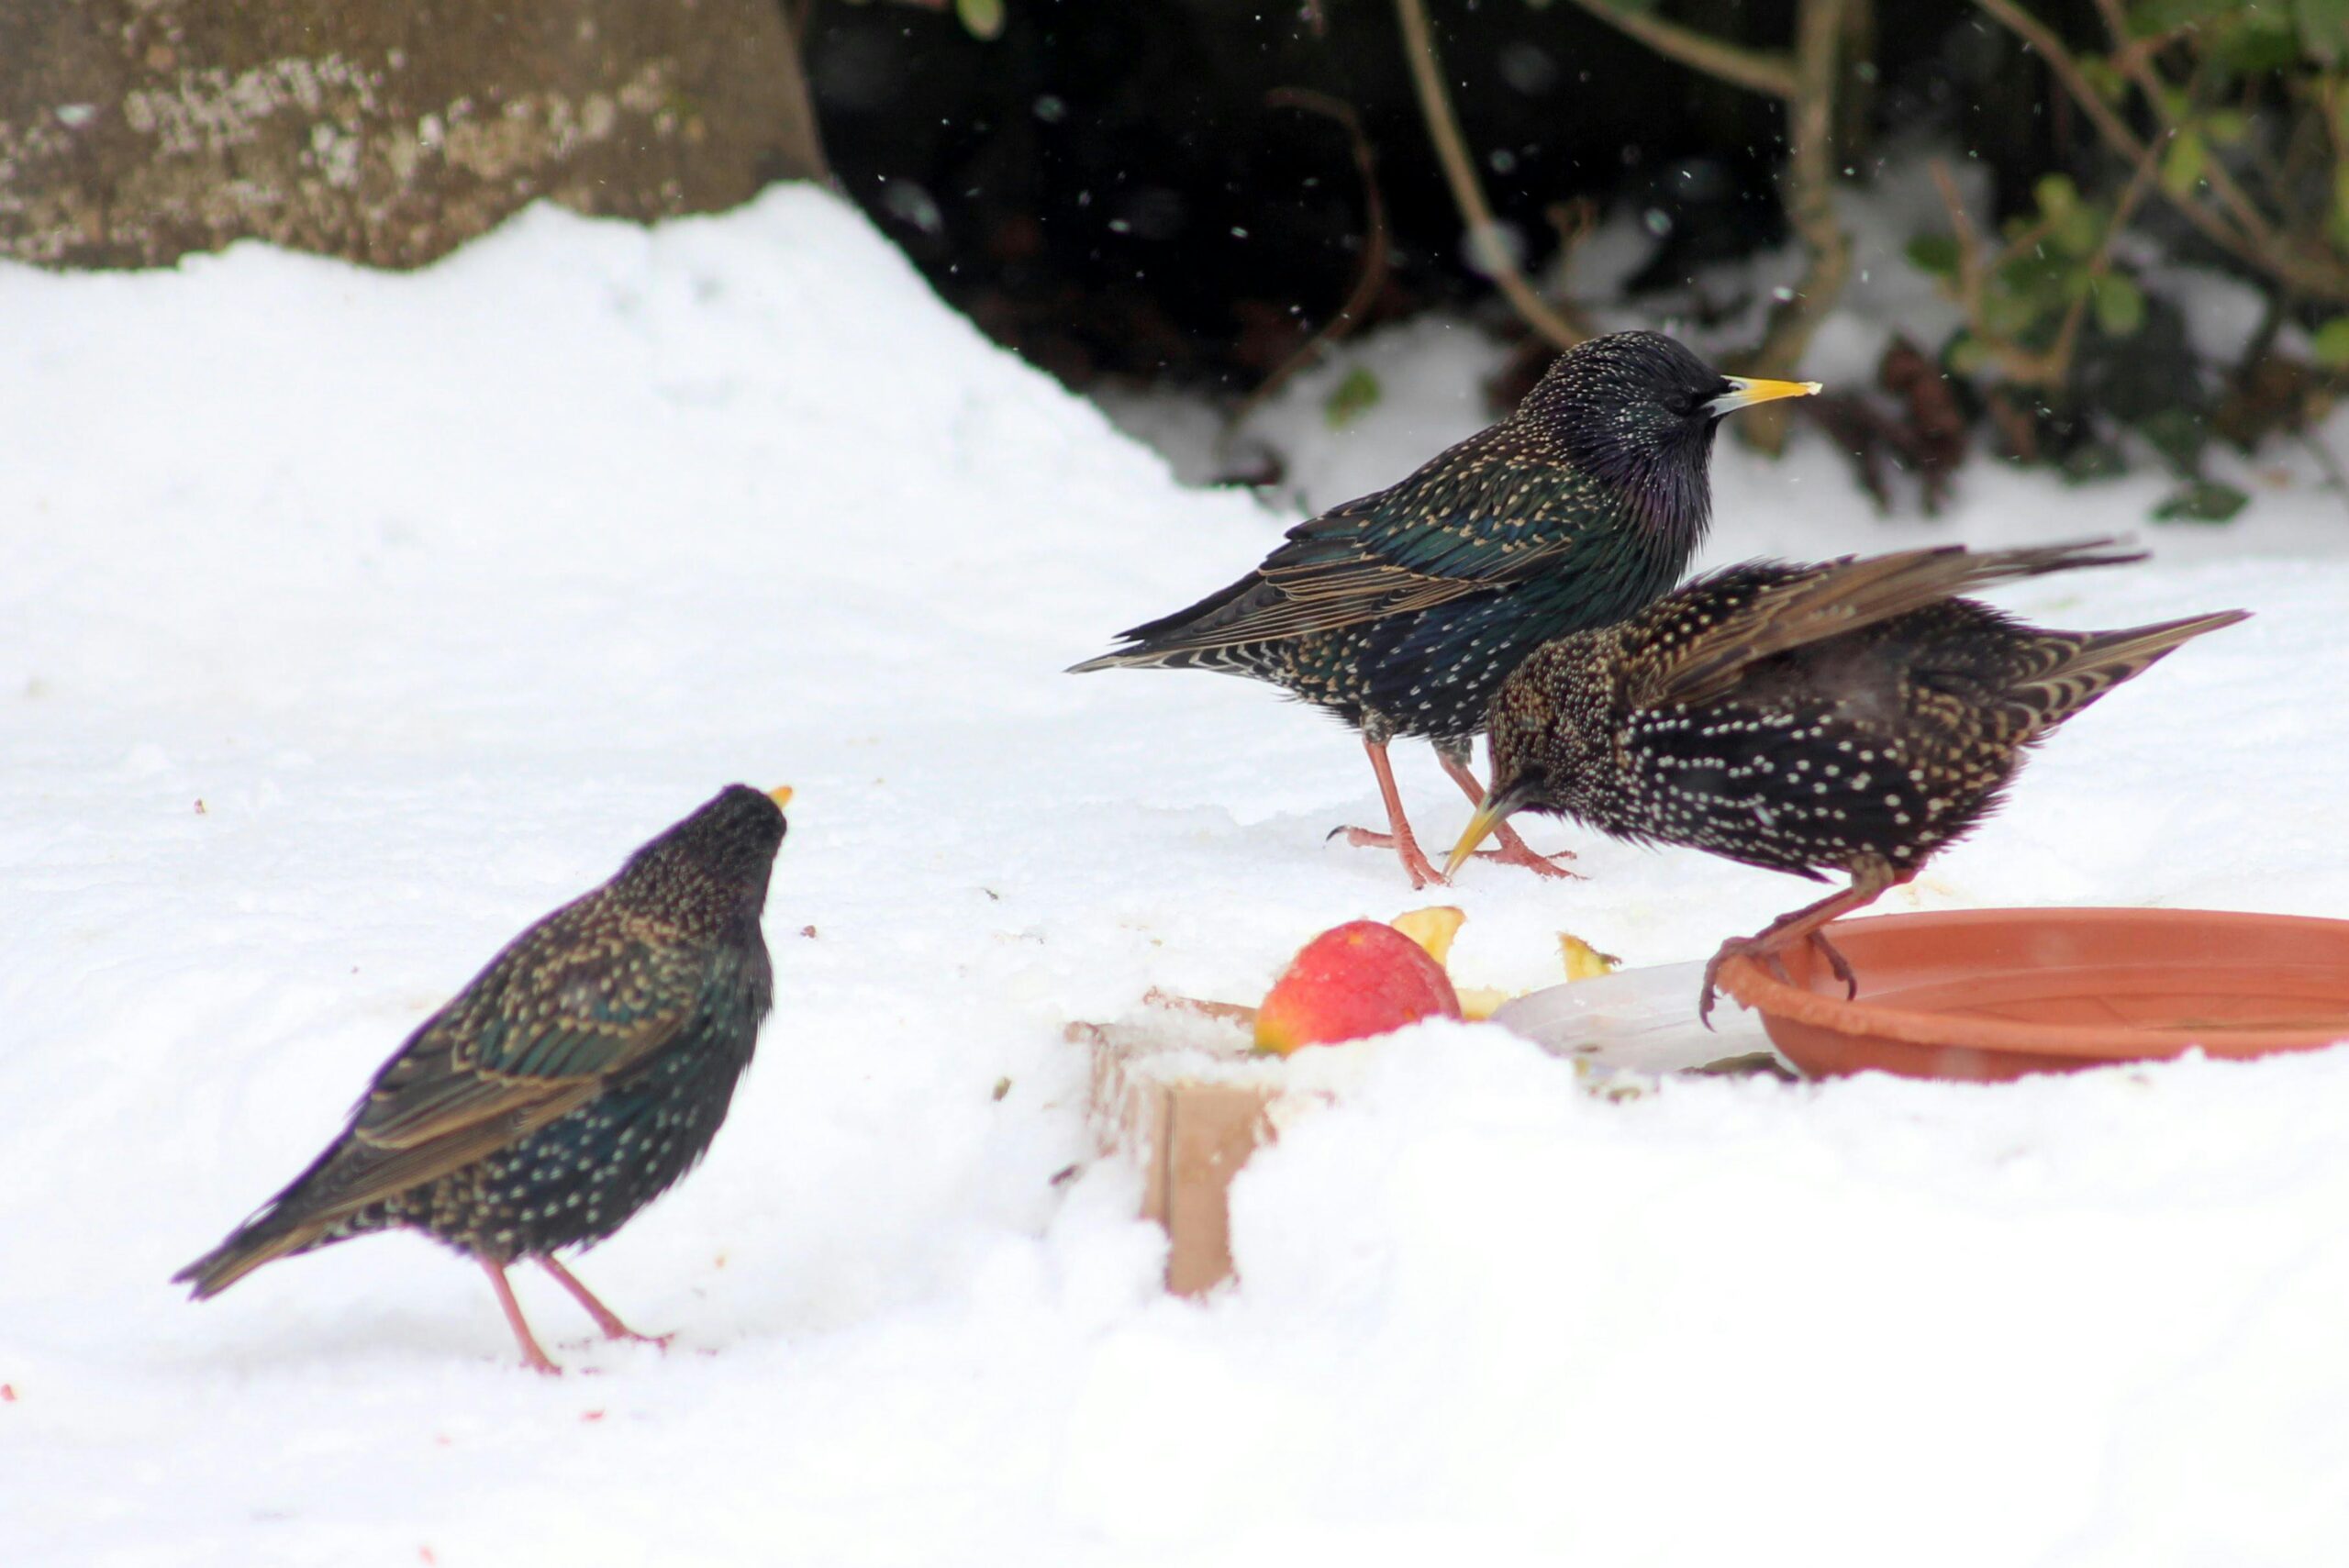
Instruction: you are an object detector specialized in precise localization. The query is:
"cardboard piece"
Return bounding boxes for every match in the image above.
[1140,1082,1275,1297]
[1077,992,1287,1297]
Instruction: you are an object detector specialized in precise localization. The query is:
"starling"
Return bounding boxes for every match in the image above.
[1071,330,1820,888]
[1442,543,2248,1020]
[174,783,792,1373]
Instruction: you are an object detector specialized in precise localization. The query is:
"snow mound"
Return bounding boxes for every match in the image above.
[6,186,2349,1566]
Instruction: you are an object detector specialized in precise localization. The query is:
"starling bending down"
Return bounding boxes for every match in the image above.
[1071,330,1820,888]
[1442,543,2248,1020]
[175,784,792,1373]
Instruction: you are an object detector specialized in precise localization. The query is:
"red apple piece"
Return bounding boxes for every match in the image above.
[1253,919,1464,1056]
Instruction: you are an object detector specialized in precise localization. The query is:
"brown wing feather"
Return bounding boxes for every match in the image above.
[1633,540,2143,710]
[173,906,704,1296]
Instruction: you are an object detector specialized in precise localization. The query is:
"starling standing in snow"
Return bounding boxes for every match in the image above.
[175,784,793,1373]
[1071,330,1820,888]
[1442,542,2247,1019]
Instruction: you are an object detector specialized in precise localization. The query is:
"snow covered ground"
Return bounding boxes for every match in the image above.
[6,186,2349,1566]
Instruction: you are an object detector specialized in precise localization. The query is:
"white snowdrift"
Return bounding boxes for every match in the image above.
[4,186,2348,1566]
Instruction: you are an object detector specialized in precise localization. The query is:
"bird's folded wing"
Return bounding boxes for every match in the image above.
[1152,459,1607,650]
[1631,542,2138,710]
[281,929,705,1219]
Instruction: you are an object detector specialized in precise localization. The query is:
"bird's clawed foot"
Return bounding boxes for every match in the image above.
[1698,928,1859,1029]
[538,1256,671,1351]
[1333,824,1444,889]
[1476,822,1583,881]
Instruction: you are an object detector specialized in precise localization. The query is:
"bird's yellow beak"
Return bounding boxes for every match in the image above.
[1443,798,1516,881]
[1711,375,1822,414]
[767,785,795,809]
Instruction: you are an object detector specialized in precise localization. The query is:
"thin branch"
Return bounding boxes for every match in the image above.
[1973,0,2163,179]
[1393,0,1584,350]
[1737,0,1854,443]
[1232,90,1393,422]
[1562,0,1797,100]
[2088,0,2277,263]
[2041,128,2165,384]
[1931,161,1991,319]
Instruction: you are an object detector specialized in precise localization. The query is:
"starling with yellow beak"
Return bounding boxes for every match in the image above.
[1074,330,1819,887]
[176,784,794,1373]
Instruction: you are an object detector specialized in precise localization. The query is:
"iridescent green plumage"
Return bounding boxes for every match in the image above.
[1073,330,1818,885]
[175,784,789,1371]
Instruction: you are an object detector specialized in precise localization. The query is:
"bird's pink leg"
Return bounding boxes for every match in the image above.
[480,1260,562,1375]
[1338,737,1444,889]
[1435,751,1581,880]
[539,1256,672,1349]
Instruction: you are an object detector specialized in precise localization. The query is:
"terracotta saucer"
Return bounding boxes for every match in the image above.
[1715,906,2349,1082]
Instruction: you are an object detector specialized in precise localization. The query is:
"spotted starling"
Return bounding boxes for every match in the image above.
[1071,330,1820,888]
[1443,542,2248,1019]
[174,783,792,1373]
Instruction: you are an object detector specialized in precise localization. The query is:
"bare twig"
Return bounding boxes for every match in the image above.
[1539,0,1851,446]
[1972,0,2166,185]
[2040,131,2165,383]
[1392,0,1584,350]
[1737,0,1854,450]
[1562,0,1797,100]
[1231,89,1393,422]
[2087,0,2277,262]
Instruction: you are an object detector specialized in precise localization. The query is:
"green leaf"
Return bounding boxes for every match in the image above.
[2204,109,2249,147]
[955,0,1006,40]
[2161,130,2208,199]
[2223,17,2303,71]
[2053,203,2103,258]
[2129,0,2240,31]
[2137,407,2208,474]
[1906,234,1961,278]
[1949,334,1989,375]
[2034,173,2079,221]
[1324,365,1383,429]
[2092,274,2146,337]
[2312,317,2349,368]
[2153,480,2249,523]
[2299,0,2349,65]
[2080,57,2128,102]
[2061,440,2128,484]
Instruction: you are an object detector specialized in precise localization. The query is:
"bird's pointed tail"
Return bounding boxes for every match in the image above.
[2014,606,2251,729]
[173,1218,318,1300]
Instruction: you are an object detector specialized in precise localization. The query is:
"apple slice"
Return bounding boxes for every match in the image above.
[1253,919,1464,1056]
[1558,932,1622,981]
[1388,905,1466,966]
